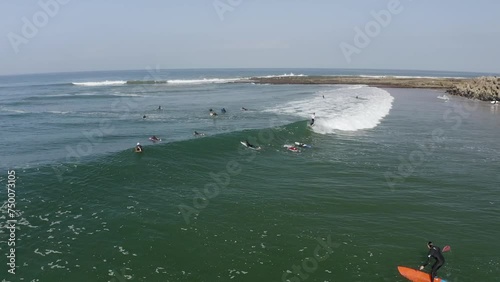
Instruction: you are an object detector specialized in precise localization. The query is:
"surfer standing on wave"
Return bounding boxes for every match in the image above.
[419,241,445,282]
[310,112,316,126]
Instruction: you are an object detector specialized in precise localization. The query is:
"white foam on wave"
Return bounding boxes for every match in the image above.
[267,85,394,133]
[110,93,143,97]
[167,78,242,85]
[358,75,466,79]
[0,107,28,114]
[47,111,71,114]
[72,80,127,86]
[437,95,450,100]
[258,73,306,78]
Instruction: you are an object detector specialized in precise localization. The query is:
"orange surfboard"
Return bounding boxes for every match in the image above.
[397,266,446,282]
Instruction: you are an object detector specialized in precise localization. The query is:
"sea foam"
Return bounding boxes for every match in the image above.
[267,85,394,133]
[72,80,127,86]
[166,78,241,85]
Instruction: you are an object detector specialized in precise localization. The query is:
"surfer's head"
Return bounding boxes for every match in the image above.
[427,241,433,248]
[137,143,140,146]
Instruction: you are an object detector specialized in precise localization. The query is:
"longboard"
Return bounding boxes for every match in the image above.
[398,266,446,282]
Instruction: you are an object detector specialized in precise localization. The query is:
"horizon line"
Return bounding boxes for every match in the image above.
[1,67,499,78]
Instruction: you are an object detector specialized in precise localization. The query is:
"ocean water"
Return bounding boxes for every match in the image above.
[0,69,499,281]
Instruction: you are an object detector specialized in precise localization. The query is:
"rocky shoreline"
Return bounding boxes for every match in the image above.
[446,76,500,102]
[237,76,499,102]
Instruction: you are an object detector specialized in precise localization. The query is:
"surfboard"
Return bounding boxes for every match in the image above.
[397,266,446,282]
[283,145,300,152]
[241,141,261,150]
[149,137,161,142]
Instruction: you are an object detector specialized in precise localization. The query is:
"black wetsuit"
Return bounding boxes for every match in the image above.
[423,246,445,281]
[245,141,254,148]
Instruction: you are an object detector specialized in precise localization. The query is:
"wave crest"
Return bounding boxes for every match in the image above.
[266,86,394,133]
[72,80,127,86]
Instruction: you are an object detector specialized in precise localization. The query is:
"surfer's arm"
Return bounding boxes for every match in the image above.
[421,250,433,267]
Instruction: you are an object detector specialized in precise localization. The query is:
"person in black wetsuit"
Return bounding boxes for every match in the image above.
[419,241,445,282]
[245,140,255,148]
[135,142,143,153]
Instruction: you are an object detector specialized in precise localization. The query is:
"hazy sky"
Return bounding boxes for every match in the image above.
[1,0,499,75]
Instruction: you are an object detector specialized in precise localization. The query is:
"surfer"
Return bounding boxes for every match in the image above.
[221,108,227,113]
[295,142,307,148]
[241,107,248,111]
[150,135,160,142]
[158,105,162,110]
[143,115,147,119]
[193,131,205,136]
[419,242,445,282]
[135,142,143,153]
[310,113,316,126]
[245,140,255,148]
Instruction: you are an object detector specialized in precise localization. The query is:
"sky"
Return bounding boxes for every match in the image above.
[1,0,499,75]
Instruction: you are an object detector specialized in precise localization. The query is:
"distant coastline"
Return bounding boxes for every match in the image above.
[238,76,500,101]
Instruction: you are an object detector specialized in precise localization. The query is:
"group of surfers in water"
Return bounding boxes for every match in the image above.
[136,106,317,153]
[136,106,258,153]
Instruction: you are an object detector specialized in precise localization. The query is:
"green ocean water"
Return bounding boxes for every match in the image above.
[1,70,500,281]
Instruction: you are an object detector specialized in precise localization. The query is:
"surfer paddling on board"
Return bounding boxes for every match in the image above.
[310,113,316,126]
[244,140,255,148]
[193,131,205,136]
[134,142,143,153]
[149,135,160,142]
[419,242,445,282]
